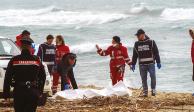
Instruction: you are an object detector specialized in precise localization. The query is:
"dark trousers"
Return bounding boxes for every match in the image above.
[139,64,156,94]
[13,87,39,112]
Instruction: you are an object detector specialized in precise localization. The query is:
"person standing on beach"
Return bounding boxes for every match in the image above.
[16,30,31,47]
[37,35,56,75]
[3,37,46,112]
[15,30,35,54]
[52,35,70,94]
[189,29,194,82]
[131,29,161,97]
[96,36,131,85]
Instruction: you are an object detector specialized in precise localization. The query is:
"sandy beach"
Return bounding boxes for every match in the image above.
[1,86,194,112]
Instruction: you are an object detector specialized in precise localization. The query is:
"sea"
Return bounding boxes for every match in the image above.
[0,0,194,93]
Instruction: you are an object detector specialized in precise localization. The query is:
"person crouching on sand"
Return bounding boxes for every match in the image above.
[57,53,78,90]
[96,36,131,85]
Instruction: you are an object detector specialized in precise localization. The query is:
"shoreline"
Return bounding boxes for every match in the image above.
[1,85,194,112]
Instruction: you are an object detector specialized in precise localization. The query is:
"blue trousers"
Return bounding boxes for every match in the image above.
[139,64,156,94]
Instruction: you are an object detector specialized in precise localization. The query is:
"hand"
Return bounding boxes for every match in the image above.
[157,63,161,69]
[131,65,135,72]
[31,43,35,49]
[64,84,71,90]
[96,44,100,50]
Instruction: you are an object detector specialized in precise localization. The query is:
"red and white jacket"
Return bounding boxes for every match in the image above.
[97,44,131,67]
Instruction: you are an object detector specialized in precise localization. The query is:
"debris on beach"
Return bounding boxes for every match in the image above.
[1,86,194,112]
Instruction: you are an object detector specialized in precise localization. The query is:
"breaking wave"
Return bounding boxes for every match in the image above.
[0,6,130,26]
[160,8,194,21]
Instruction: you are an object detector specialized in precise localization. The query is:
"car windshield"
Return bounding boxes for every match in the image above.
[0,39,20,56]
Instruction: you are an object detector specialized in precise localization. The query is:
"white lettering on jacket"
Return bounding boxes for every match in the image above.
[45,49,55,55]
[138,45,150,51]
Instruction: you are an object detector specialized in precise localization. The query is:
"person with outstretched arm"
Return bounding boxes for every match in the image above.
[131,29,161,97]
[96,36,131,85]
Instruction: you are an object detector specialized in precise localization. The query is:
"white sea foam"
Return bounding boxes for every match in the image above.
[161,8,194,21]
[0,7,130,26]
[70,42,109,54]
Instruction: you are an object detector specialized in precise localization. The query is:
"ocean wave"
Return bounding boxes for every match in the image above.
[160,8,194,21]
[126,3,163,16]
[127,4,194,21]
[70,42,109,54]
[0,6,130,26]
[1,5,193,27]
[128,3,150,15]
[70,42,134,54]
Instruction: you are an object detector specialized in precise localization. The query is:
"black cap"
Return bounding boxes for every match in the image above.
[20,37,34,45]
[113,36,121,43]
[135,29,145,36]
[22,30,30,35]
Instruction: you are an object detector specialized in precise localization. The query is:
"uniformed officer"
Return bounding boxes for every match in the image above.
[131,29,161,97]
[3,37,46,112]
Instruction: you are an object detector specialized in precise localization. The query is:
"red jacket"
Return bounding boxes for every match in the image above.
[56,44,70,64]
[16,34,22,47]
[97,44,131,67]
[192,41,194,64]
[16,34,35,55]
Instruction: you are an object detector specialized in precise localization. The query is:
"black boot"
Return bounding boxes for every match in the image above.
[151,89,156,96]
[140,90,148,97]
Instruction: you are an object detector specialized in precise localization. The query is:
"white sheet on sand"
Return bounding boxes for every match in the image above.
[53,81,132,100]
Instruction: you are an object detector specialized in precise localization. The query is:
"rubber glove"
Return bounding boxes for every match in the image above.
[131,65,135,72]
[157,63,161,69]
[63,84,71,90]
[31,43,35,49]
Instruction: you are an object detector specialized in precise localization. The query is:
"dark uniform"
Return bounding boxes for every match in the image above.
[57,53,78,90]
[37,42,56,74]
[3,38,46,112]
[132,36,161,65]
[132,34,161,96]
